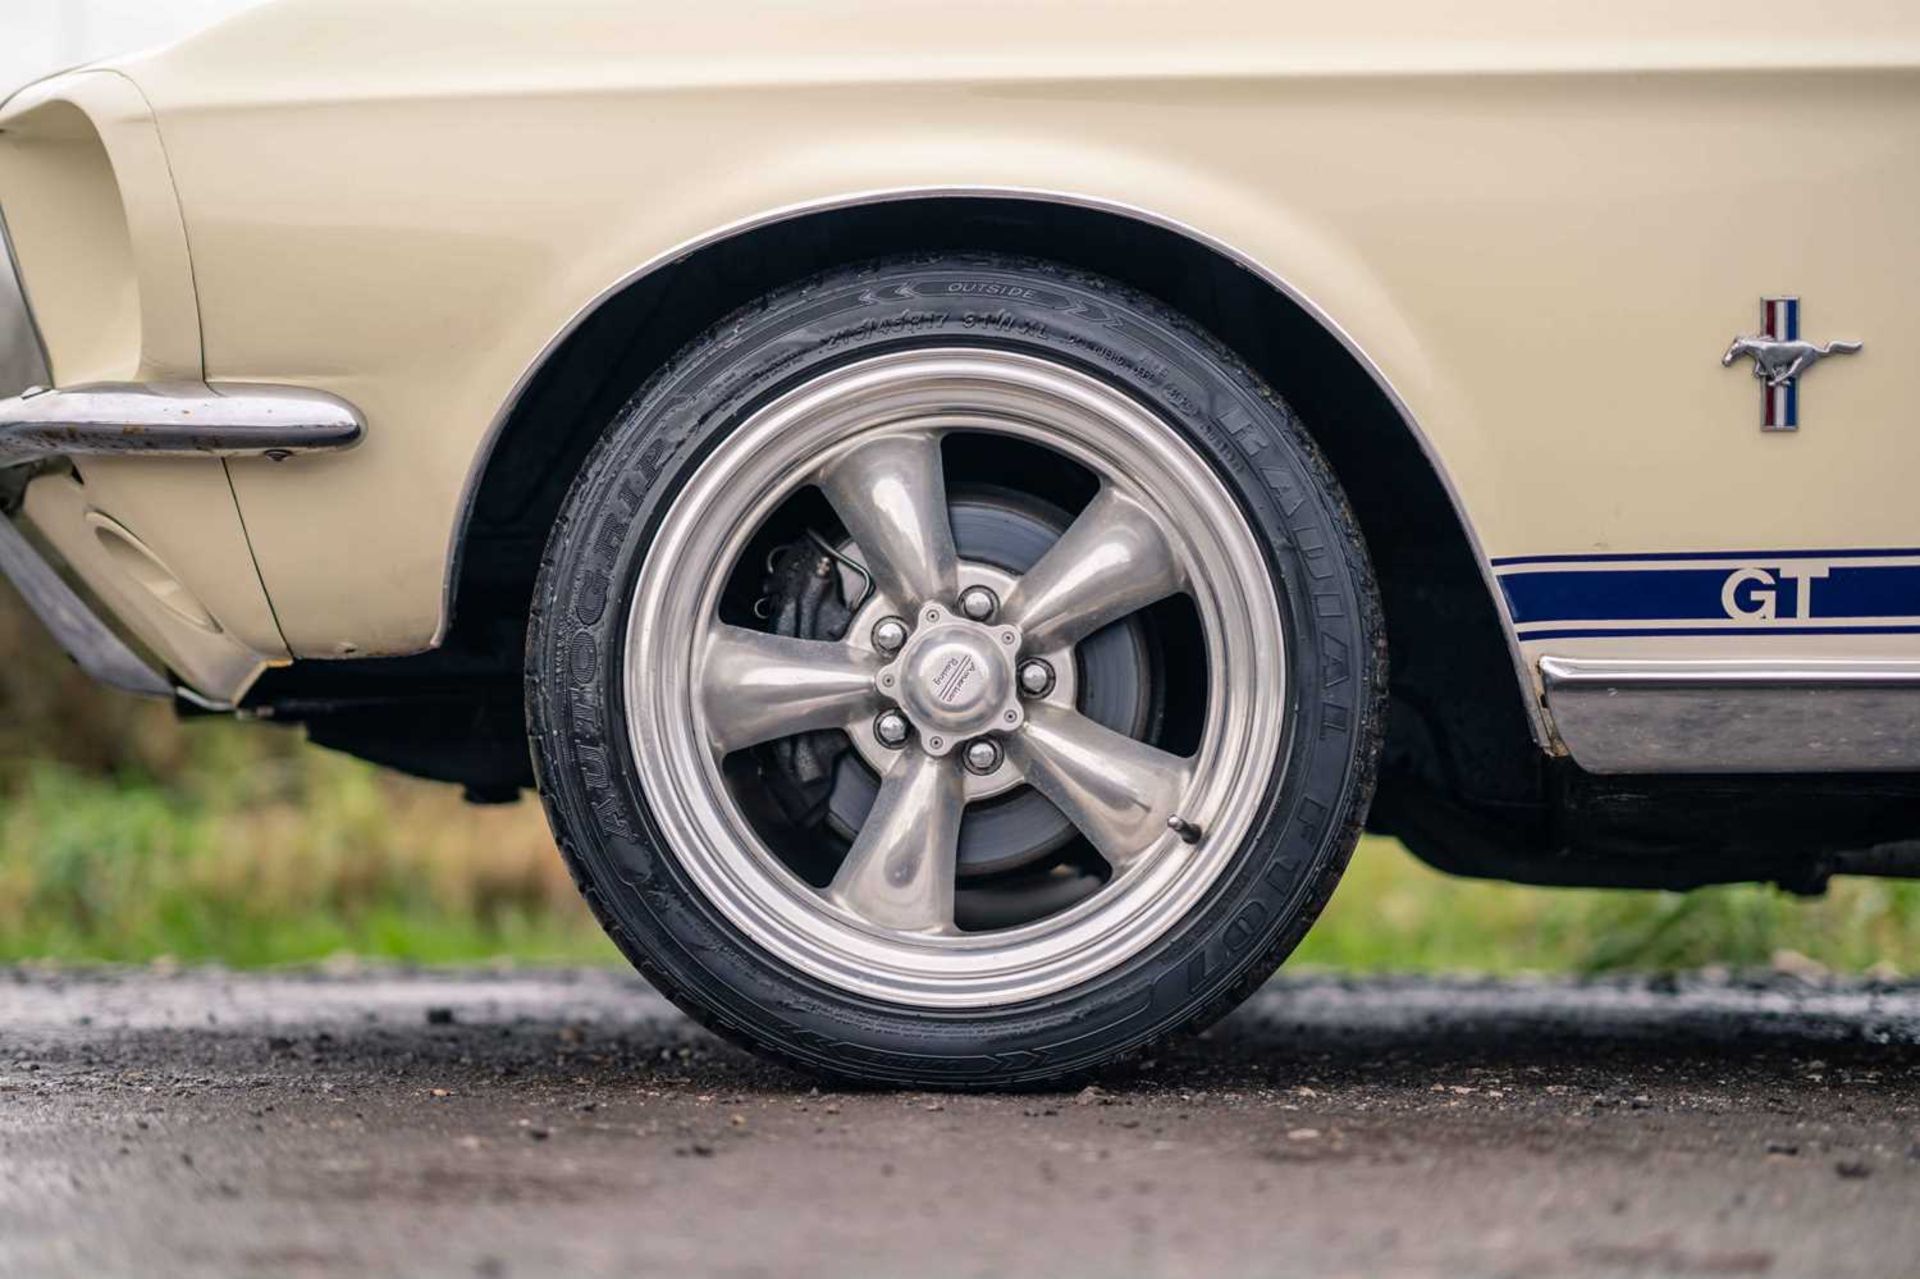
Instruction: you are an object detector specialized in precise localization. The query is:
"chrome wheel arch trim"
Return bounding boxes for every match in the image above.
[448,184,1546,747]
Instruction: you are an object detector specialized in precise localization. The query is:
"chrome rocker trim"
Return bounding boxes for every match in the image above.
[0,381,365,468]
[1540,656,1920,774]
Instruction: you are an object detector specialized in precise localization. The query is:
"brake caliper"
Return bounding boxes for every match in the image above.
[755,537,856,827]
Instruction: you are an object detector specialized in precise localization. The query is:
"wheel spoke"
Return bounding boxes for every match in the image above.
[1005,703,1193,871]
[1000,485,1185,650]
[817,431,959,610]
[699,623,879,754]
[828,751,966,933]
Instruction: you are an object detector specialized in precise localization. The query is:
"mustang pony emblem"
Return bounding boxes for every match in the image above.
[1721,298,1861,431]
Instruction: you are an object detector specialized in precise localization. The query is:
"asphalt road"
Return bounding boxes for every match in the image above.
[2,967,1916,1279]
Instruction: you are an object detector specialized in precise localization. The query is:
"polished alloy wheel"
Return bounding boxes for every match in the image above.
[626,350,1287,1007]
[531,256,1382,1085]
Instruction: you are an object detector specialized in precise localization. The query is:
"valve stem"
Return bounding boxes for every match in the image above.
[1167,815,1203,845]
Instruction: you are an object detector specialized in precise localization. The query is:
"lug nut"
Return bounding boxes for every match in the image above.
[958,586,998,622]
[871,616,909,654]
[874,710,911,748]
[1017,659,1055,698]
[963,738,1003,775]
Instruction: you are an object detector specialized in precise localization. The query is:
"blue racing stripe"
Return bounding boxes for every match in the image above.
[1499,558,1920,628]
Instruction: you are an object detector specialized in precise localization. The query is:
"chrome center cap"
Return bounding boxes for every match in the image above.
[881,605,1023,755]
[902,626,1006,727]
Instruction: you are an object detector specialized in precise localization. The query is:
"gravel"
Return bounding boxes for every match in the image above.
[2,966,1916,1278]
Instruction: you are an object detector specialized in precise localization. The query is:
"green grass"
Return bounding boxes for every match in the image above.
[2,718,1918,974]
[1298,835,1920,976]
[0,730,615,967]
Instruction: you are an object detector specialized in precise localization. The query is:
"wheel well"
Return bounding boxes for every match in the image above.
[260,196,1544,825]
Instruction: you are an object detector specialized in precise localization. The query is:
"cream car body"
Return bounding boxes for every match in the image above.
[4,2,1917,894]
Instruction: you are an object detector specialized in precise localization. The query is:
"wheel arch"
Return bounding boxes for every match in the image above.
[447,190,1547,811]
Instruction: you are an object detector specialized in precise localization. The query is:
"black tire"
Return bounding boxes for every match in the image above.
[527,254,1386,1088]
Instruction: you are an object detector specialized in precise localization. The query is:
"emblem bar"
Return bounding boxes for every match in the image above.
[1763,297,1798,430]
[1721,297,1862,433]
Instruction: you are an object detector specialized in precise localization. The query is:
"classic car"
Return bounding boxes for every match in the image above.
[2,0,1916,1085]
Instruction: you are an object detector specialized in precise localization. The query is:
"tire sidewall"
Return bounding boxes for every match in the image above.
[529,256,1383,1085]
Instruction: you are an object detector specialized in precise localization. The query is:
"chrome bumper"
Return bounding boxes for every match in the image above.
[0,379,363,699]
[2,201,365,463]
[1,202,363,702]
[0,379,364,701]
[1,201,174,698]
[0,381,365,467]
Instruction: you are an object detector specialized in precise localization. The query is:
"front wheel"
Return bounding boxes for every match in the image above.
[528,255,1384,1086]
